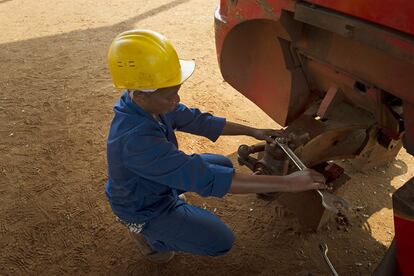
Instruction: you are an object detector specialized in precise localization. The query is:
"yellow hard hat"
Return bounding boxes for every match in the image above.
[108,29,195,91]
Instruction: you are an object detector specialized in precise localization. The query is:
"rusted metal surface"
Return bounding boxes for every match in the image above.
[295,2,414,63]
[352,127,403,171]
[370,88,402,140]
[316,86,343,119]
[304,0,414,36]
[217,0,295,24]
[215,0,414,153]
[277,185,333,231]
[299,127,367,167]
[238,140,291,199]
[217,15,309,126]
[296,27,414,104]
[277,163,350,231]
[403,101,414,155]
[237,100,403,229]
[238,140,350,231]
[276,137,349,214]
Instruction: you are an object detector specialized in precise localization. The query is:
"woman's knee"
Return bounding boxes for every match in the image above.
[208,225,235,256]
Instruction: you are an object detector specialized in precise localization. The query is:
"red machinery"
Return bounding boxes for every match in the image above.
[215,1,414,275]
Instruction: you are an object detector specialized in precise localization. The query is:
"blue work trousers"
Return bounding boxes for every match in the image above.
[140,154,235,256]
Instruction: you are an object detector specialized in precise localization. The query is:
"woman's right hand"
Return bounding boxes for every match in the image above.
[285,169,327,192]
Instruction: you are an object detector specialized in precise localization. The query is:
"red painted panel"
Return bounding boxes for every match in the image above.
[306,0,414,35]
[394,216,414,275]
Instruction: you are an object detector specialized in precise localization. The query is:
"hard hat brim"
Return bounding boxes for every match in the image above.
[179,59,195,85]
[131,59,195,92]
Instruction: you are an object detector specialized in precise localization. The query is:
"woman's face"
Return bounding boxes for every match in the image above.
[151,85,181,114]
[133,85,181,115]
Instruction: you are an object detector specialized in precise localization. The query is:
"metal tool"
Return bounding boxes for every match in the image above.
[319,243,339,276]
[275,137,349,214]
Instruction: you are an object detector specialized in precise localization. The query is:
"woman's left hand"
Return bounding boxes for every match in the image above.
[251,128,286,143]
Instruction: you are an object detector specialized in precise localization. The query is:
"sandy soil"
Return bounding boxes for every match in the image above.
[0,0,413,275]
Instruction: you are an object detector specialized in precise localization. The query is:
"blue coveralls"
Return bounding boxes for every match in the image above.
[105,91,235,256]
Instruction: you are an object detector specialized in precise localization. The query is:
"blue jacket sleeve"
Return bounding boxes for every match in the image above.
[122,131,234,198]
[167,104,226,142]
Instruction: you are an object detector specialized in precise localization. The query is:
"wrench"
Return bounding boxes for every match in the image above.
[275,137,349,214]
[319,243,339,276]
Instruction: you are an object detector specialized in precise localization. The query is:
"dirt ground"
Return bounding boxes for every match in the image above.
[0,0,413,275]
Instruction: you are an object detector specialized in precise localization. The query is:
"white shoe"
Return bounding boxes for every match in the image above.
[178,194,187,202]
